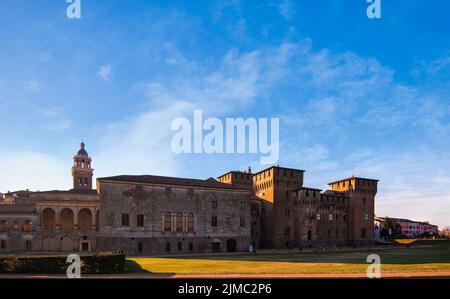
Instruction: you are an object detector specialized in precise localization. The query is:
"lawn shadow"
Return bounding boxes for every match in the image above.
[124,260,175,277]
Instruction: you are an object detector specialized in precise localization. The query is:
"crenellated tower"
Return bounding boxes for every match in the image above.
[72,142,94,190]
[329,176,378,246]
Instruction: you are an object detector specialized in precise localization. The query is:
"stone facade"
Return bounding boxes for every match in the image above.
[96,176,252,255]
[0,144,378,255]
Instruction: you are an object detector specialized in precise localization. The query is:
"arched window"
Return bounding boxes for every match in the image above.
[78,208,92,231]
[42,208,56,231]
[60,208,74,230]
[176,212,183,232]
[78,177,82,186]
[164,212,172,232]
[187,213,195,232]
[84,177,88,187]
[307,230,312,241]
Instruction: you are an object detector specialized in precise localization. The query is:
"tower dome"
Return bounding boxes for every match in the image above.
[77,142,89,157]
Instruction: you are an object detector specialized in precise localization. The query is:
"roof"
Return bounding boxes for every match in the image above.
[35,189,98,195]
[77,148,89,156]
[328,176,379,185]
[217,170,252,179]
[98,174,253,191]
[76,142,89,157]
[253,165,305,176]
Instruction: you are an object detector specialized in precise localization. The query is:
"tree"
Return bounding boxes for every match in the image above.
[383,217,401,238]
[440,227,450,238]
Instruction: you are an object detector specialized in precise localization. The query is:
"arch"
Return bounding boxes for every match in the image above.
[78,208,92,231]
[60,208,74,230]
[61,237,74,252]
[176,212,183,232]
[164,212,172,232]
[42,208,56,231]
[187,213,195,232]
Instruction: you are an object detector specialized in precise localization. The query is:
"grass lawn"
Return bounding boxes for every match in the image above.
[125,240,450,275]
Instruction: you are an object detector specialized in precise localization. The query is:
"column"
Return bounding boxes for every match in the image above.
[74,207,79,230]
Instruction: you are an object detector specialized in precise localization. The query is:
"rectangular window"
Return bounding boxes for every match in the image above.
[1,240,6,249]
[212,200,218,209]
[25,240,32,250]
[329,214,333,221]
[189,242,194,252]
[365,213,369,221]
[121,213,130,226]
[178,242,183,251]
[165,242,171,252]
[137,214,144,227]
[240,201,245,209]
[240,216,245,227]
[165,187,172,193]
[317,213,321,221]
[361,228,366,239]
[211,216,218,227]
[138,242,143,253]
[135,185,143,192]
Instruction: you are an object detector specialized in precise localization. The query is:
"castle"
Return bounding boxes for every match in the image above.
[0,143,378,254]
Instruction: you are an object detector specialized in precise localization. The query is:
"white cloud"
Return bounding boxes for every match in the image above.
[97,65,112,81]
[0,152,70,193]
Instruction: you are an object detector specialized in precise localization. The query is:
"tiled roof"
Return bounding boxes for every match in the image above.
[98,175,253,191]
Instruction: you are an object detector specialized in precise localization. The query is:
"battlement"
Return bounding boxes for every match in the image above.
[328,176,378,194]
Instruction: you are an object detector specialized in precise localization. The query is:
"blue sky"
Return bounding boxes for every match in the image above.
[0,0,449,227]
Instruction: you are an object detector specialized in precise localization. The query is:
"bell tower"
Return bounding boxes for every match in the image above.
[72,142,94,190]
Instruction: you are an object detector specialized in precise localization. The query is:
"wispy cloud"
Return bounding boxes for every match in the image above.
[278,0,295,20]
[97,65,112,81]
[32,106,71,131]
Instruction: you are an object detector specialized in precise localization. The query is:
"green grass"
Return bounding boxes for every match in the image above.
[125,240,450,275]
